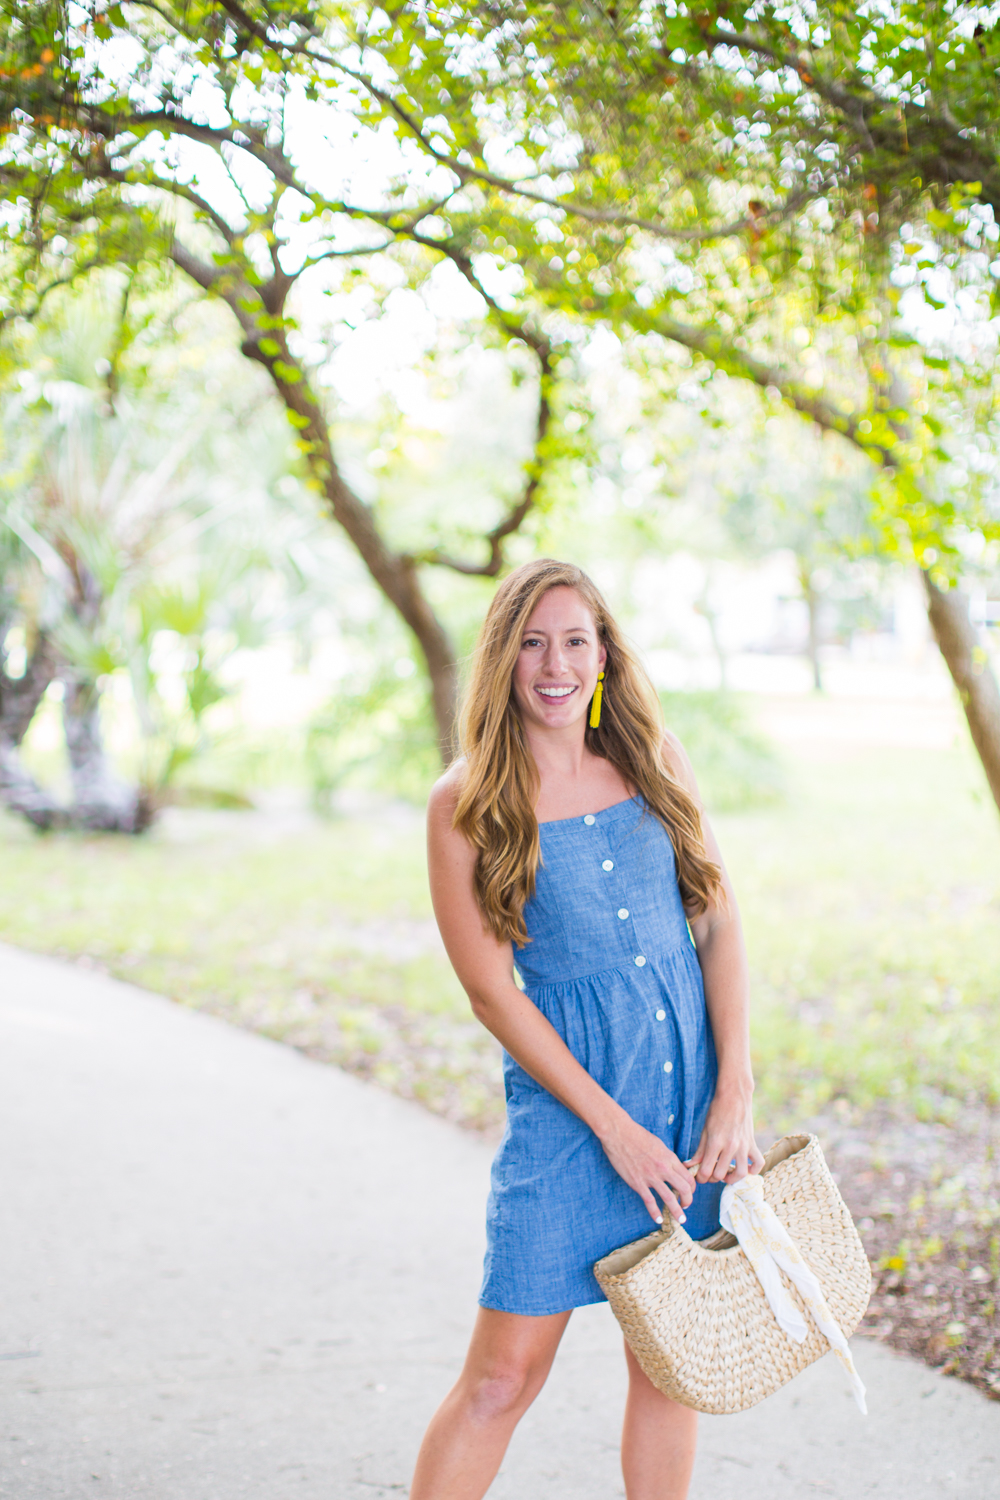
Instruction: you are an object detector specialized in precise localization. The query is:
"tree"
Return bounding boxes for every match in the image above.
[4,0,999,802]
[0,269,358,826]
[0,0,584,756]
[318,0,1000,802]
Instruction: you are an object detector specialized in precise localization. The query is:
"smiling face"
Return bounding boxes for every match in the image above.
[511,585,607,734]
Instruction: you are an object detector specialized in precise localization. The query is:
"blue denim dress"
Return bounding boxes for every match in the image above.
[479,795,723,1316]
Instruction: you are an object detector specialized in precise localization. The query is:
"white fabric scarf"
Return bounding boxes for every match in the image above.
[719,1174,868,1414]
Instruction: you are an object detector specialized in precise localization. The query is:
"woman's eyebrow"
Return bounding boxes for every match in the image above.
[521,624,592,636]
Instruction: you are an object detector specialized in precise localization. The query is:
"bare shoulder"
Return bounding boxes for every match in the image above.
[660,729,699,799]
[427,756,468,831]
[427,759,478,881]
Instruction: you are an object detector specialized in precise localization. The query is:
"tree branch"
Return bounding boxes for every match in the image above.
[301,239,394,268]
[183,0,824,245]
[0,256,104,332]
[414,351,553,578]
[703,25,1000,212]
[635,309,897,466]
[398,231,556,576]
[333,55,820,244]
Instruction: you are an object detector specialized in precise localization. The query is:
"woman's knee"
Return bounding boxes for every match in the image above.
[462,1357,546,1426]
[455,1308,569,1427]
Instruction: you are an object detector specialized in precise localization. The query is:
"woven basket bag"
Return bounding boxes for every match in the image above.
[593,1133,872,1414]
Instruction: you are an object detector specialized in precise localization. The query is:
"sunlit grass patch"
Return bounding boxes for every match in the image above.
[0,740,996,1136]
[712,744,1000,1129]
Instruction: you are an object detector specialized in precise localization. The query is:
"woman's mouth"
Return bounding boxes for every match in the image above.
[535,685,578,699]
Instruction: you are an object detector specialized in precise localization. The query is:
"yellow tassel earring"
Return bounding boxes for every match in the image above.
[589,670,605,730]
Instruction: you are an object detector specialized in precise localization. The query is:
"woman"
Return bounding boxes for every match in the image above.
[412,559,763,1500]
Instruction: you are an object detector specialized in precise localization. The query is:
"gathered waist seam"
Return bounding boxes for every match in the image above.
[519,942,697,993]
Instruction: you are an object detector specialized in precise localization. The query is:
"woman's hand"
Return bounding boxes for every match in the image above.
[599,1111,696,1226]
[687,1080,764,1185]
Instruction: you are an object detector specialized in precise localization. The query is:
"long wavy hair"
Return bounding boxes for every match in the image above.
[453,559,723,945]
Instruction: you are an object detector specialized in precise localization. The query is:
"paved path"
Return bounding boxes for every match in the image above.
[1,943,998,1500]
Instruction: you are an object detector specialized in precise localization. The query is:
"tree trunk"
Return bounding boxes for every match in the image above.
[169,241,463,761]
[798,566,824,693]
[0,631,64,828]
[695,586,728,689]
[0,740,64,829]
[922,571,1000,815]
[62,679,151,832]
[0,630,56,744]
[242,336,460,759]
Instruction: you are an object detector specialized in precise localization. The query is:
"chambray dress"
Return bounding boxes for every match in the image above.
[479,795,723,1316]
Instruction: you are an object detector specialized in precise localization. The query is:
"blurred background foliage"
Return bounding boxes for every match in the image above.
[2,260,832,819]
[659,691,784,812]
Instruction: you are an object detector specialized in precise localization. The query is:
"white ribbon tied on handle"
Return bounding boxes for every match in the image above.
[719,1174,867,1415]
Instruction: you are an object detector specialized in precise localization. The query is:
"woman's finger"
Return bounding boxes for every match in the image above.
[697,1141,725,1183]
[749,1139,766,1173]
[655,1184,685,1223]
[654,1148,695,1193]
[638,1185,665,1225]
[665,1162,696,1201]
[719,1135,747,1181]
[690,1145,710,1180]
[666,1165,695,1207]
[688,1127,708,1171]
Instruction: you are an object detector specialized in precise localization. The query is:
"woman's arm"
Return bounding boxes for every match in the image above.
[662,733,765,1186]
[427,768,695,1226]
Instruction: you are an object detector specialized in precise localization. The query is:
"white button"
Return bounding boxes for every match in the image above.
[583,814,595,825]
[634,955,646,967]
[668,1114,675,1125]
[602,859,614,871]
[617,908,629,920]
[655,1009,666,1021]
[663,1060,673,1073]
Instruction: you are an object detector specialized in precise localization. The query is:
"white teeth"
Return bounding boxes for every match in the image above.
[537,686,575,698]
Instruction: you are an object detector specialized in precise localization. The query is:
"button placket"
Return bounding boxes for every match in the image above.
[597,836,630,958]
[602,833,647,969]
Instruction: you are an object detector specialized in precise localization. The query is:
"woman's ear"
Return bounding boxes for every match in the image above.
[598,641,608,671]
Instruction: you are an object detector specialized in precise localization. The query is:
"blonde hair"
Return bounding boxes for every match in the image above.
[454,559,723,945]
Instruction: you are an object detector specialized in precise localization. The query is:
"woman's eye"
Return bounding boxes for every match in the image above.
[522,637,543,648]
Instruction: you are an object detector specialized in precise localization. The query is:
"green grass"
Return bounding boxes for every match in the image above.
[720,745,1000,1130]
[0,738,997,1134]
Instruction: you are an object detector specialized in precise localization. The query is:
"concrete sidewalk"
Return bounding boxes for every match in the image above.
[1,943,997,1500]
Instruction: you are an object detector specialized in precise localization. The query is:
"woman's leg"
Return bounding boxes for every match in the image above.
[620,1338,698,1500]
[409,1306,571,1500]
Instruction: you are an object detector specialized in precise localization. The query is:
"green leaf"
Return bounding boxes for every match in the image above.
[273,360,303,384]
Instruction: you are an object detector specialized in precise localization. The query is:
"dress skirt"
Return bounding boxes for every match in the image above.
[480,796,723,1317]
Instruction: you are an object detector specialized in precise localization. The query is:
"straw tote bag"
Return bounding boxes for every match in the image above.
[593,1133,872,1414]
